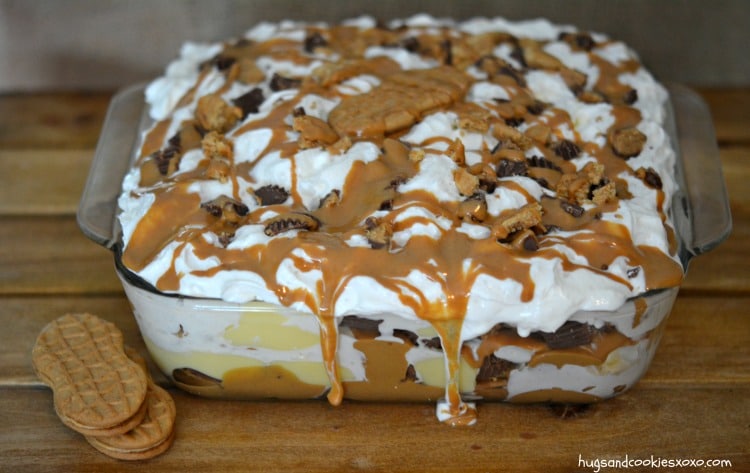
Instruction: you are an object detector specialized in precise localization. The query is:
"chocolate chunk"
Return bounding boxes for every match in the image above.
[293,106,306,117]
[627,267,641,278]
[505,116,525,127]
[538,321,595,349]
[393,329,419,346]
[213,54,237,71]
[623,88,638,105]
[422,337,442,351]
[522,234,539,251]
[379,199,393,211]
[304,31,328,53]
[402,365,418,382]
[526,101,546,115]
[264,212,320,236]
[399,36,420,52]
[497,159,528,177]
[233,88,264,118]
[269,73,302,91]
[509,45,527,68]
[254,185,289,206]
[173,368,221,387]
[554,140,581,160]
[527,155,562,172]
[559,32,596,51]
[441,39,453,65]
[560,200,585,217]
[151,145,180,175]
[636,166,663,190]
[476,354,515,383]
[340,315,382,338]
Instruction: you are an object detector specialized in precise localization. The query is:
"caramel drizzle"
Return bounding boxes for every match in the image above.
[124,23,684,422]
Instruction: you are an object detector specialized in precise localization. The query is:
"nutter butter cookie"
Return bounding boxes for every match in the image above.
[115,14,686,424]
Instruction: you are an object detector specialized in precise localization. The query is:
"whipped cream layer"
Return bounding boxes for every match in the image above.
[118,15,684,424]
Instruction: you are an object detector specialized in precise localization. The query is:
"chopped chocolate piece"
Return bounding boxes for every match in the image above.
[560,200,585,217]
[522,234,539,251]
[264,212,320,236]
[527,155,562,172]
[293,106,306,117]
[554,139,581,160]
[440,38,453,65]
[379,199,393,211]
[304,31,328,53]
[402,364,418,382]
[476,354,515,384]
[399,36,420,52]
[627,267,641,279]
[509,45,527,68]
[269,73,302,91]
[636,167,663,190]
[422,337,442,351]
[151,145,180,175]
[538,321,595,349]
[233,88,265,118]
[610,127,647,158]
[173,368,221,387]
[559,32,596,51]
[393,329,419,346]
[254,185,290,206]
[212,54,237,71]
[505,116,525,127]
[387,175,408,189]
[340,315,382,337]
[497,159,528,177]
[526,101,545,115]
[623,88,639,105]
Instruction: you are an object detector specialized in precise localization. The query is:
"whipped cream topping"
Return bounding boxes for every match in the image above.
[118,15,683,424]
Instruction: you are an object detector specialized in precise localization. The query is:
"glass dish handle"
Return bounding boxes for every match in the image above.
[77,83,146,249]
[669,83,732,263]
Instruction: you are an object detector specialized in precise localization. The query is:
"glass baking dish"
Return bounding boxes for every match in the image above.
[78,82,731,412]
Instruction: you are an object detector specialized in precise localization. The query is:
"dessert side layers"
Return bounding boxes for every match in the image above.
[117,15,684,424]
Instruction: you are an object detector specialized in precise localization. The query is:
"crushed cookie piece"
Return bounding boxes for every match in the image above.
[264,212,320,236]
[492,123,533,150]
[196,93,242,133]
[553,139,581,160]
[408,148,426,163]
[269,73,302,91]
[233,88,264,119]
[610,127,647,158]
[458,194,488,222]
[578,90,606,104]
[556,162,606,205]
[235,57,265,84]
[468,163,498,192]
[636,167,663,190]
[293,115,340,148]
[524,124,551,145]
[591,181,617,205]
[454,102,492,133]
[560,67,588,94]
[492,202,543,240]
[202,131,234,182]
[519,38,563,70]
[254,185,289,206]
[494,147,526,163]
[446,138,466,165]
[318,189,341,209]
[326,135,352,155]
[454,167,480,196]
[364,217,393,249]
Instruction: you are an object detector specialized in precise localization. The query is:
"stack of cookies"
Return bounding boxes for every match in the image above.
[32,313,176,460]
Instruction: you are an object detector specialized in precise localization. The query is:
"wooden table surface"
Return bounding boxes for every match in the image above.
[0,88,748,472]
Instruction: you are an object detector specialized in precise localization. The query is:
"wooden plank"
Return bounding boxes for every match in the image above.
[3,295,748,389]
[0,92,111,150]
[0,386,747,473]
[0,216,122,296]
[0,150,93,215]
[697,88,750,144]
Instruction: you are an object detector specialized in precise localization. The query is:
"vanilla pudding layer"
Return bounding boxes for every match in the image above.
[117,15,683,424]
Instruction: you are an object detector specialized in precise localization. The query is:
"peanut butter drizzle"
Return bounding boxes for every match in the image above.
[123,23,685,422]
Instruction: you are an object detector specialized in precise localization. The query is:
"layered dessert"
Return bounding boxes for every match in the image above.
[116,15,685,425]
